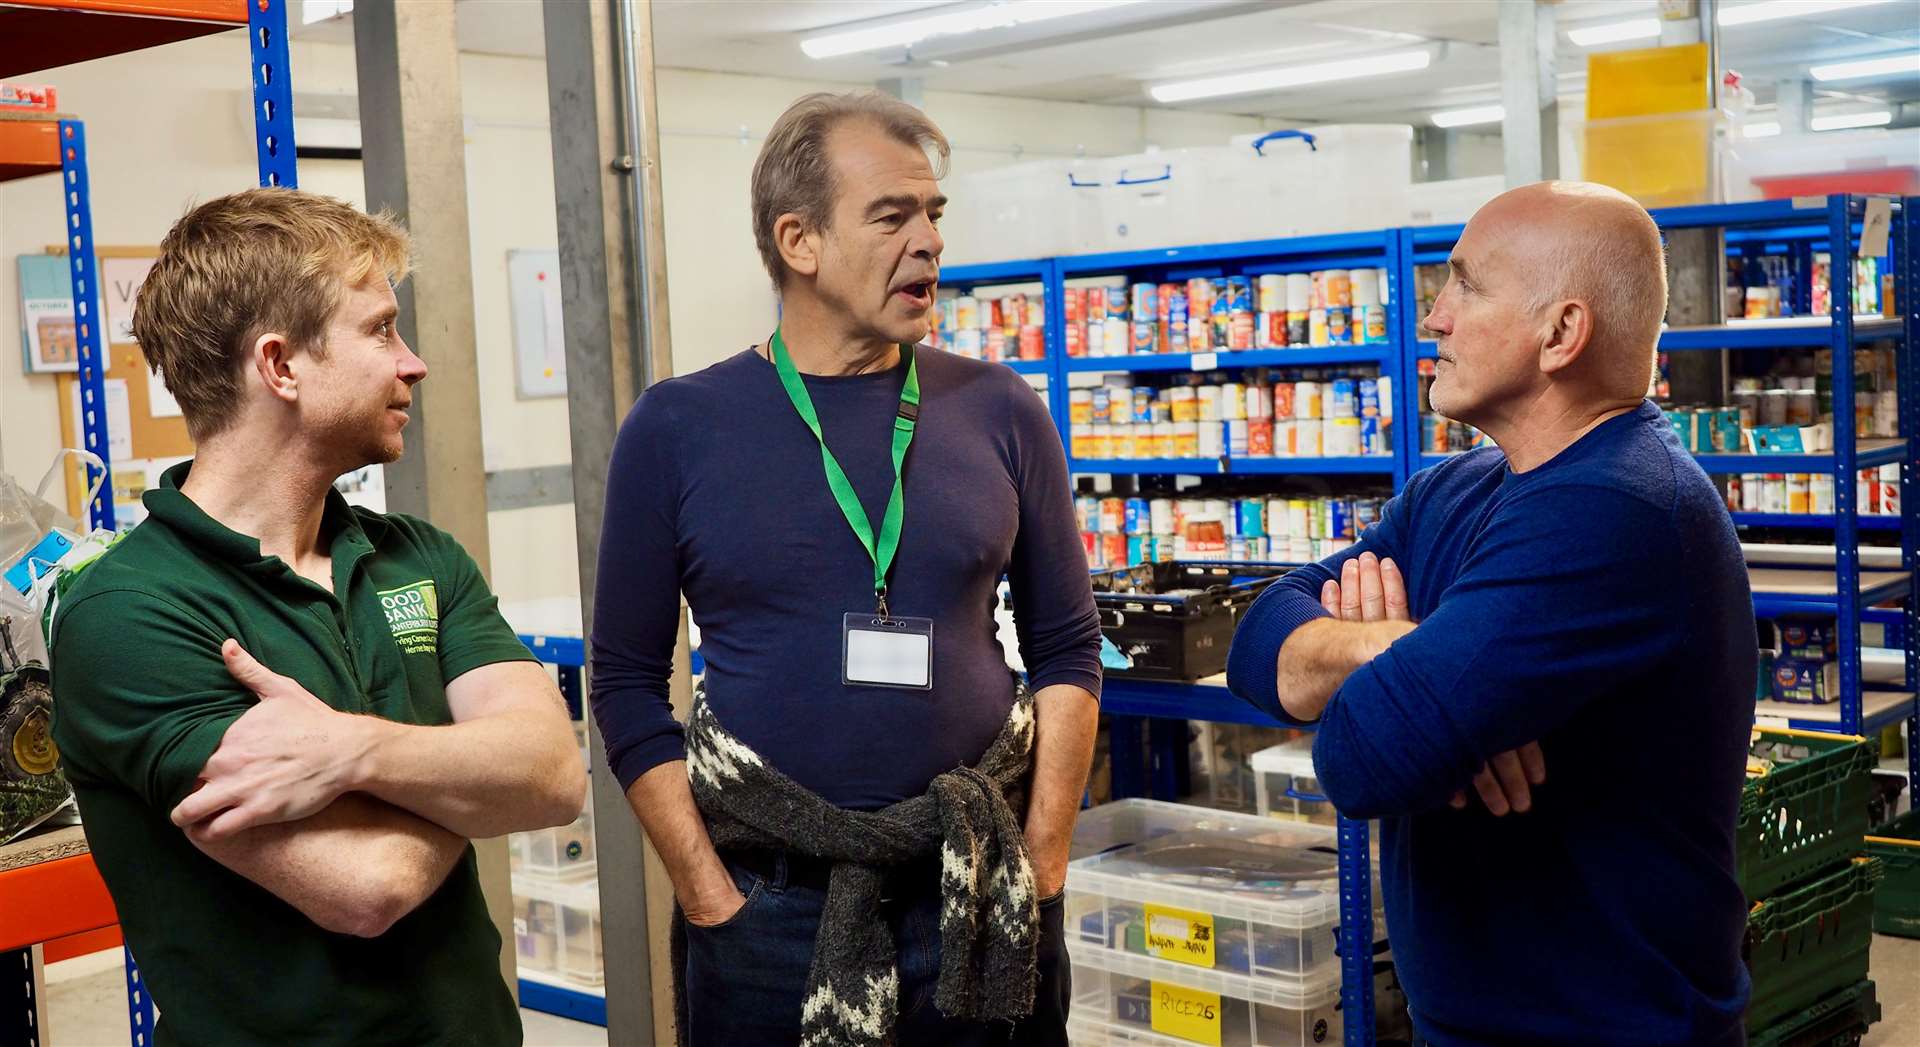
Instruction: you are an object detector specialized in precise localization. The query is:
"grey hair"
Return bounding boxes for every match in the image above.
[751,91,952,290]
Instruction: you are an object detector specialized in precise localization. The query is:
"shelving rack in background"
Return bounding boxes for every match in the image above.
[0,3,294,1044]
[921,194,1915,1046]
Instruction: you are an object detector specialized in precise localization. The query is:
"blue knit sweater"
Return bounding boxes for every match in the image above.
[1227,401,1754,1046]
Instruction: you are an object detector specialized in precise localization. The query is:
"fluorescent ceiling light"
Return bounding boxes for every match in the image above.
[1744,121,1782,137]
[1430,104,1504,128]
[1810,52,1920,81]
[1719,0,1895,27]
[1812,109,1893,130]
[1151,50,1432,104]
[1567,18,1660,46]
[801,0,1147,59]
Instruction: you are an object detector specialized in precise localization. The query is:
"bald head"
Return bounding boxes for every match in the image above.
[1471,181,1667,398]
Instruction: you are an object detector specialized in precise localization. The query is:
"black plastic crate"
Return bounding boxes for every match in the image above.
[1091,560,1298,681]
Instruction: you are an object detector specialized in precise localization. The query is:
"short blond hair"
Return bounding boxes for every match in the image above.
[134,188,411,439]
[751,91,950,289]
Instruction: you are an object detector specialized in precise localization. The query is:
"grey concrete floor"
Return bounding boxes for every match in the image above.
[37,936,1920,1046]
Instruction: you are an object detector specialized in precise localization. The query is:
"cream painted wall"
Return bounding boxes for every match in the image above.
[652,67,1287,377]
[1,39,1298,609]
[0,35,574,606]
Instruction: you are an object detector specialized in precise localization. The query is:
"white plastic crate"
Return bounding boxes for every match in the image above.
[1068,961,1340,1047]
[942,157,1105,264]
[510,805,597,880]
[1066,800,1379,990]
[1200,126,1414,245]
[1249,737,1335,826]
[513,873,605,988]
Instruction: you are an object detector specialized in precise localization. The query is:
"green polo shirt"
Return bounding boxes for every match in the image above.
[49,461,530,1046]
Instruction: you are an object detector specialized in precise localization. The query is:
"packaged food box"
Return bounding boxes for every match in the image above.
[1770,656,1839,704]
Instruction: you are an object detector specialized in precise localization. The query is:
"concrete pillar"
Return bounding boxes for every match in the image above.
[1498,0,1558,187]
[545,0,684,1042]
[352,0,519,997]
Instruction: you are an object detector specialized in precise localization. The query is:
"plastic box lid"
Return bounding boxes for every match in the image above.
[1073,940,1342,1011]
[1249,736,1316,778]
[1068,799,1373,931]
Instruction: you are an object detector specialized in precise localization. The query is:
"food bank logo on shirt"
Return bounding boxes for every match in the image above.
[379,580,439,656]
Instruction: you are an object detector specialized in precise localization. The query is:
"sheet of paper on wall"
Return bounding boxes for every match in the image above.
[17,253,77,374]
[67,377,133,462]
[102,458,166,528]
[147,366,184,418]
[101,256,156,345]
[507,249,567,398]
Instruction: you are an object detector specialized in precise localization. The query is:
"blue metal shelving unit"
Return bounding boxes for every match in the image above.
[1406,196,1917,785]
[508,198,1911,1045]
[1405,195,1912,764]
[991,229,1404,1046]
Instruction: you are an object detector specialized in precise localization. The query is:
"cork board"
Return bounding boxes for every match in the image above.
[52,246,194,519]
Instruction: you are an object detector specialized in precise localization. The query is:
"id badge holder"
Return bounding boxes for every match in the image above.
[843,613,934,690]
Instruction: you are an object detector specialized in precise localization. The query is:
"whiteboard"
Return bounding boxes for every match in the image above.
[507,249,567,399]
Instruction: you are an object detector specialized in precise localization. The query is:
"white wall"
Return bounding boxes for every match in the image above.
[1,38,1299,610]
[653,67,1287,377]
[0,34,575,606]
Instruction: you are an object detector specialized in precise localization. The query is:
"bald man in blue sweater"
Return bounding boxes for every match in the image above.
[1227,182,1753,1046]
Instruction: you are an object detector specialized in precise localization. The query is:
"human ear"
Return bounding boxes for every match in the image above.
[775,212,819,279]
[1539,298,1594,376]
[252,332,299,404]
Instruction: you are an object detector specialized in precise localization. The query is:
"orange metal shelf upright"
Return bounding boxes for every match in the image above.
[0,0,247,77]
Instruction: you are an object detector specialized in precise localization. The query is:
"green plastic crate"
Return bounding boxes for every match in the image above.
[1744,859,1881,1033]
[1750,980,1879,1047]
[1865,809,1920,938]
[1740,729,1875,899]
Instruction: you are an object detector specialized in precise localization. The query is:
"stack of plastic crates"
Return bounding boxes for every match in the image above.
[1741,727,1882,1042]
[507,794,604,991]
[1063,799,1393,1046]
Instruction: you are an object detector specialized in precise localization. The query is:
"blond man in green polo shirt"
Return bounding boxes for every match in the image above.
[49,188,587,1046]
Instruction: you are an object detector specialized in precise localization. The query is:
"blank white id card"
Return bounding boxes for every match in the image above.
[843,613,933,690]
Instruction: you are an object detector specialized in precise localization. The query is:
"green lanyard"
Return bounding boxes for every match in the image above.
[769,330,920,617]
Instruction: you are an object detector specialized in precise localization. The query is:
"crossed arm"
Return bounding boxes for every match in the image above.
[173,643,587,936]
[1280,555,1545,816]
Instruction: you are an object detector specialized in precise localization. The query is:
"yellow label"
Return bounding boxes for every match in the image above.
[12,709,58,777]
[1150,980,1223,1046]
[1143,903,1216,968]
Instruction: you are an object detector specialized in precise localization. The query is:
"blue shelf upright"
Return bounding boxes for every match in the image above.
[1,5,298,1046]
[58,118,112,530]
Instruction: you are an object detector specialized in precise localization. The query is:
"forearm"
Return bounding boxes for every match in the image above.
[1023,683,1100,895]
[189,792,467,938]
[1274,618,1414,722]
[627,760,738,922]
[348,709,586,839]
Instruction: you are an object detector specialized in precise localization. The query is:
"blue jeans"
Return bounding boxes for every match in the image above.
[683,852,1072,1046]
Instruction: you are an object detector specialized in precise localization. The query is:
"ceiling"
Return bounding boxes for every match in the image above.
[294,0,1920,126]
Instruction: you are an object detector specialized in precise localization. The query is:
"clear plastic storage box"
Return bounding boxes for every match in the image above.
[513,873,605,988]
[510,804,597,880]
[1068,961,1340,1047]
[1249,737,1335,826]
[1066,800,1380,1005]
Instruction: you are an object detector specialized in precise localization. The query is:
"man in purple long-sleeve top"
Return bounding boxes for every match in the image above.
[589,92,1103,1046]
